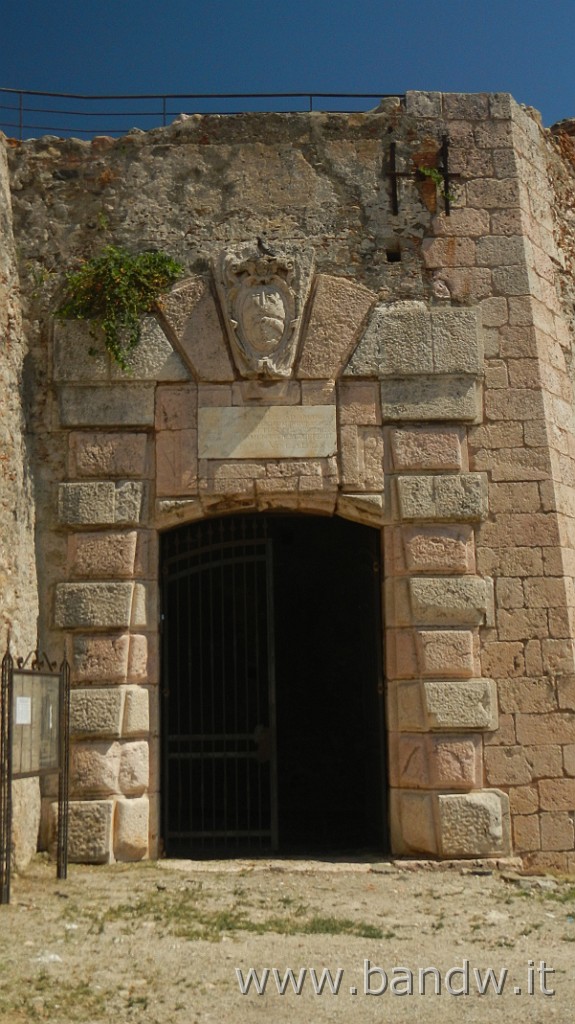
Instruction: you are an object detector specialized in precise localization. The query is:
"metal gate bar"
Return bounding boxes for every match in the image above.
[161,516,277,856]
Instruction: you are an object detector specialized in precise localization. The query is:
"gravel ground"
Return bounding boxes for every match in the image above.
[1,855,574,1023]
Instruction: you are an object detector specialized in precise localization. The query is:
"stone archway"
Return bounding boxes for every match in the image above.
[160,512,387,857]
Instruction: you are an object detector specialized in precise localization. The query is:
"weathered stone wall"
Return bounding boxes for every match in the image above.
[4,91,575,870]
[0,142,41,868]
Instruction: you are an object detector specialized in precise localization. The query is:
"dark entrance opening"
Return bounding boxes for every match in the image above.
[160,514,386,857]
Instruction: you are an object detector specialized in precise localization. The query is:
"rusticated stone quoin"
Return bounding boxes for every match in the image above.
[4,91,575,874]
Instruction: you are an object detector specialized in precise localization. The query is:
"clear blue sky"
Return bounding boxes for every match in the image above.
[2,0,574,136]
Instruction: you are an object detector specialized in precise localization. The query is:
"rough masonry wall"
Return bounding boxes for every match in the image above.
[3,92,575,869]
[0,143,41,867]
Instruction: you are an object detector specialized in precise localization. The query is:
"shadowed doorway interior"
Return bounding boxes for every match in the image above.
[160,514,387,857]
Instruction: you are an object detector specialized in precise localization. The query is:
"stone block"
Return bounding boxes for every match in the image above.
[513,815,541,853]
[72,633,130,683]
[336,492,384,527]
[430,308,483,374]
[476,236,524,267]
[114,796,149,860]
[523,745,564,774]
[432,268,492,304]
[301,380,337,406]
[386,631,419,681]
[443,92,489,119]
[156,429,198,496]
[70,687,124,738]
[119,740,149,795]
[397,735,429,788]
[71,741,121,796]
[390,427,463,471]
[115,482,146,524]
[155,384,198,430]
[299,274,376,379]
[109,318,190,381]
[391,790,437,855]
[53,321,109,381]
[55,582,133,629]
[157,278,234,382]
[58,482,116,525]
[59,481,145,527]
[409,576,489,626]
[479,297,508,328]
[405,91,442,117]
[430,735,481,789]
[381,377,481,422]
[133,582,157,629]
[421,237,476,269]
[123,686,150,736]
[564,745,575,776]
[340,424,384,492]
[397,473,488,522]
[509,785,538,815]
[539,778,575,811]
[422,678,499,731]
[67,799,113,863]
[437,790,511,857]
[392,679,426,731]
[347,301,432,377]
[540,812,575,852]
[403,526,474,574]
[128,634,150,682]
[70,432,149,478]
[416,630,476,678]
[466,178,520,209]
[337,381,380,425]
[484,745,532,786]
[59,385,155,427]
[69,531,138,578]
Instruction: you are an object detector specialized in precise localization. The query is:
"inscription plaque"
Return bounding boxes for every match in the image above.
[198,406,337,459]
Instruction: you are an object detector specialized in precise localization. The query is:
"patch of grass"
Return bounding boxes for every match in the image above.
[74,885,386,943]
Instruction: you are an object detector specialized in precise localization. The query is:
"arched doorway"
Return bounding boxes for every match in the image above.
[160,514,387,857]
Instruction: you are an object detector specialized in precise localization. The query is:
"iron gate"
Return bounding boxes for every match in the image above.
[161,517,278,856]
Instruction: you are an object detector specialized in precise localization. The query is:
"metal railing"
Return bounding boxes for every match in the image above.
[0,89,403,141]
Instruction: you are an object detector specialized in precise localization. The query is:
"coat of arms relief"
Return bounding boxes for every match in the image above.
[213,242,314,379]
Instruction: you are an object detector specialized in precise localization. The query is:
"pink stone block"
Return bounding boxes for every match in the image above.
[429,735,481,789]
[416,629,476,678]
[386,629,418,679]
[398,735,430,787]
[72,634,130,683]
[156,429,198,496]
[128,635,150,682]
[70,432,149,478]
[338,381,381,425]
[403,526,475,574]
[155,384,198,430]
[69,531,138,579]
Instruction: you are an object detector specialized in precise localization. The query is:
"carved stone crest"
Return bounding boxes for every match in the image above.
[213,243,314,379]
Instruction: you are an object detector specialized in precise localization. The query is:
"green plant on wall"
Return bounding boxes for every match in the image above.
[417,165,455,203]
[56,245,185,369]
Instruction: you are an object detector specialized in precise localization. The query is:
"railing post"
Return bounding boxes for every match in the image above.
[0,644,13,904]
[18,92,23,141]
